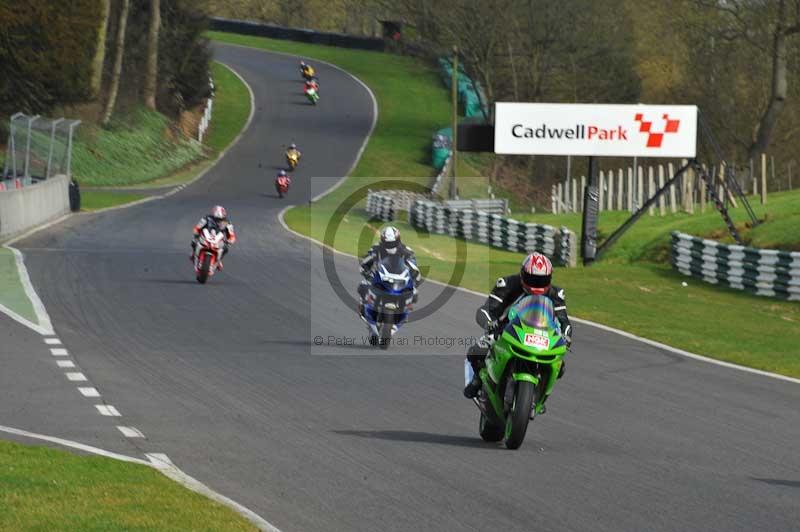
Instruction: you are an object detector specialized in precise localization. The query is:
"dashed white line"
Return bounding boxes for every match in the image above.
[78,387,100,398]
[56,360,75,368]
[50,348,68,356]
[65,372,87,382]
[95,404,121,417]
[44,338,61,345]
[117,426,145,438]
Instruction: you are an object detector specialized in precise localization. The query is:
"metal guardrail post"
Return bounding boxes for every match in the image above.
[46,118,64,179]
[66,120,81,177]
[24,115,41,178]
[5,113,24,178]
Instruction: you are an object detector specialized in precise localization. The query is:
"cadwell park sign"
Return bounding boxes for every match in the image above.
[494,103,698,158]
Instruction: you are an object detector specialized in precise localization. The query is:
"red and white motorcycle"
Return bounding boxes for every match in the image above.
[193,227,226,284]
[275,174,291,198]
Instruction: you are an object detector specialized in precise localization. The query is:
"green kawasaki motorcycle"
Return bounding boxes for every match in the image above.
[474,295,568,449]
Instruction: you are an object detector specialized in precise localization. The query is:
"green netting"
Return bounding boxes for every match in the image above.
[430,58,487,168]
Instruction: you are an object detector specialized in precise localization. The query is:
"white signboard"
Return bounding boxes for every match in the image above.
[494,103,697,158]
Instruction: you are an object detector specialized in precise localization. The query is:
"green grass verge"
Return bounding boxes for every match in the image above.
[212,32,800,378]
[0,440,255,531]
[0,248,36,325]
[80,190,149,212]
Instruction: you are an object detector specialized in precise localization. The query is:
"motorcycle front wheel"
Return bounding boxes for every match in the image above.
[504,380,534,449]
[197,253,211,284]
[379,321,392,350]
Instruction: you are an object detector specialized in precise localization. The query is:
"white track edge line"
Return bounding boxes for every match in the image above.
[277,207,800,386]
[2,245,54,335]
[0,301,51,336]
[148,453,281,532]
[0,424,278,531]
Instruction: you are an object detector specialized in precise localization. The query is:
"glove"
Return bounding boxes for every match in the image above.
[563,325,572,348]
[484,320,500,335]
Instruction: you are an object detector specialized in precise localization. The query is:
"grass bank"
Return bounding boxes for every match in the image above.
[211,32,800,378]
[0,440,255,530]
[78,61,250,211]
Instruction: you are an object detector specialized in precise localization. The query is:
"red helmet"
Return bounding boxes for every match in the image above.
[520,252,552,295]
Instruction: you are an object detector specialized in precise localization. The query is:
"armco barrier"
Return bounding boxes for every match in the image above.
[210,17,385,52]
[671,231,800,301]
[409,199,577,267]
[0,174,70,241]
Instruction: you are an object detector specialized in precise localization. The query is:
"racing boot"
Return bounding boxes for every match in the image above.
[463,372,482,399]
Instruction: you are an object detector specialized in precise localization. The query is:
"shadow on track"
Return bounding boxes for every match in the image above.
[332,429,493,449]
[752,478,800,488]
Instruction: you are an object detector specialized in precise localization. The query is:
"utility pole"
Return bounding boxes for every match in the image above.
[450,46,458,199]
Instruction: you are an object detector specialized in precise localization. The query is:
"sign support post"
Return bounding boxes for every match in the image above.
[450,46,459,200]
[581,157,600,265]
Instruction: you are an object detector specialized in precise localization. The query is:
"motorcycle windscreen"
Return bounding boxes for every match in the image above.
[376,255,411,292]
[512,295,560,332]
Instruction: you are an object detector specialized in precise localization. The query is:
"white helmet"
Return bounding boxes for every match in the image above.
[380,226,400,255]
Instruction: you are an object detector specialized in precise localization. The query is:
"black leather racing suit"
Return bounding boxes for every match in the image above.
[357,243,421,301]
[467,274,571,374]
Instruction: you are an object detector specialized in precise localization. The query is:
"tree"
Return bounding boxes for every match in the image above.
[102,0,130,126]
[91,0,111,99]
[144,0,161,110]
[693,0,800,160]
[748,0,800,159]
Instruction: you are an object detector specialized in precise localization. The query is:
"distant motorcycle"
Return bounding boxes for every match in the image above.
[360,255,416,350]
[305,86,319,105]
[193,227,225,284]
[275,174,291,198]
[286,150,300,170]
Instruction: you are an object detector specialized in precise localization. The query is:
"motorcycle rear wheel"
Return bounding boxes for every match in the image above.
[197,253,211,284]
[504,381,534,449]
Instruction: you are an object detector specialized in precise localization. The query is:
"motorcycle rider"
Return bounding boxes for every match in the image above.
[191,205,237,270]
[357,226,421,314]
[463,252,572,401]
[300,61,315,79]
[286,142,301,163]
[304,77,319,94]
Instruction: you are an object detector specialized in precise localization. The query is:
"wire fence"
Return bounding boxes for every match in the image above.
[2,113,81,181]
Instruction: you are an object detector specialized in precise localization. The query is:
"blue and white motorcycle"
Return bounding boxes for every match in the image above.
[360,255,416,350]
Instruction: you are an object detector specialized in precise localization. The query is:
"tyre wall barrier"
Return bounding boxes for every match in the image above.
[671,231,800,301]
[0,174,70,241]
[403,199,576,267]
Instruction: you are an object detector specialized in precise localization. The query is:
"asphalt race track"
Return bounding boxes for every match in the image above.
[6,43,800,532]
